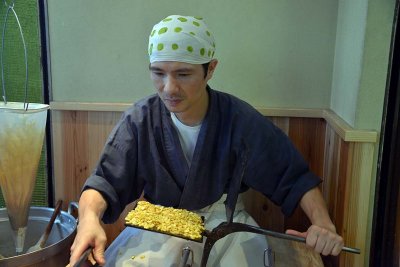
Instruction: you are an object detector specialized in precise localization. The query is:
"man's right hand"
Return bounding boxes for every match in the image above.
[68,216,107,266]
[67,189,108,266]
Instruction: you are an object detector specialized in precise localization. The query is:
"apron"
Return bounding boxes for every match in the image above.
[105,194,269,266]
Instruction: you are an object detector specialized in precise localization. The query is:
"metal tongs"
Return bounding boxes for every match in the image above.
[199,141,360,267]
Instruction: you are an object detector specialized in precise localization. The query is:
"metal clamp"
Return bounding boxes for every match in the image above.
[264,248,274,267]
[179,246,193,267]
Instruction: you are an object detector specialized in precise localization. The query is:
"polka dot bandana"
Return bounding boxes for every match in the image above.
[148,15,216,64]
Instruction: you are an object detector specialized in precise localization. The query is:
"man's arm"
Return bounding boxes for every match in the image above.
[286,186,344,256]
[68,189,108,266]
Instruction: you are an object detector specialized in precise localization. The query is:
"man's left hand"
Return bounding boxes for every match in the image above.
[285,225,344,256]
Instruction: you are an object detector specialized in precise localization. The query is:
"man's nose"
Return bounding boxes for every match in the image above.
[164,76,179,94]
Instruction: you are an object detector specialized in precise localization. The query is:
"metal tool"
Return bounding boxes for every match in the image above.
[200,221,361,266]
[224,140,249,223]
[199,139,360,266]
[73,247,100,267]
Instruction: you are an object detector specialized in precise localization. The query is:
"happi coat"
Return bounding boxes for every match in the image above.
[83,87,321,223]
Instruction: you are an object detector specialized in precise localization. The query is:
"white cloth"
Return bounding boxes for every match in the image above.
[104,194,268,267]
[148,15,216,64]
[171,112,201,164]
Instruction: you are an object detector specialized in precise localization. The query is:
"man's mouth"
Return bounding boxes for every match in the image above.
[164,98,183,107]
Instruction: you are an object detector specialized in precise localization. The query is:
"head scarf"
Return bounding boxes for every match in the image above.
[148,15,216,64]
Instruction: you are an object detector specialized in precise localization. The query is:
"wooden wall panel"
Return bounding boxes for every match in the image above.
[52,110,124,245]
[341,142,375,267]
[285,117,326,233]
[61,111,89,203]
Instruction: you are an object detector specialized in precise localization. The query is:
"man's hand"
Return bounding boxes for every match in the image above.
[285,225,344,256]
[68,216,107,266]
[67,189,108,266]
[296,186,344,256]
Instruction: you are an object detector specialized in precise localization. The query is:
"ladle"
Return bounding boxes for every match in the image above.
[26,200,63,253]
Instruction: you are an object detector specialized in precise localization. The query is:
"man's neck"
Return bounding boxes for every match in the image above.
[175,90,209,126]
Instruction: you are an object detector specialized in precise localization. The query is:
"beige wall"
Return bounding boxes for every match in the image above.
[47,0,337,108]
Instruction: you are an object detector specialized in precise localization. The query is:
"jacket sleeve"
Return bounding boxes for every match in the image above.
[82,111,144,223]
[242,115,321,216]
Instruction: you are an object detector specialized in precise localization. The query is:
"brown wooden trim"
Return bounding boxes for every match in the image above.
[50,101,378,143]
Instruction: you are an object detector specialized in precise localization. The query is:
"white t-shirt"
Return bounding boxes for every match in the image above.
[171,113,201,165]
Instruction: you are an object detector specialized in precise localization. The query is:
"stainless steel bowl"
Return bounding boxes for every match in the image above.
[0,205,77,267]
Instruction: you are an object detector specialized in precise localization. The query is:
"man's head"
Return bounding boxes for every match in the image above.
[148,15,218,125]
[148,15,216,65]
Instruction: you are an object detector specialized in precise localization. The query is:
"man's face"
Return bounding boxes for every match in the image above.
[149,60,217,124]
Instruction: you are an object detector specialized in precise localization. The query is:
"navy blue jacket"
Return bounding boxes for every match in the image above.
[83,88,321,223]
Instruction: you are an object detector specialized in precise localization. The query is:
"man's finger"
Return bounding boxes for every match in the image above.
[92,246,106,266]
[285,229,307,238]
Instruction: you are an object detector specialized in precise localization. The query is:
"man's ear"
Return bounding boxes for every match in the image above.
[206,59,218,80]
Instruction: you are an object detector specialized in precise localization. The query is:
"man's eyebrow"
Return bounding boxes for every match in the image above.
[149,66,163,71]
[174,68,194,73]
[149,66,194,73]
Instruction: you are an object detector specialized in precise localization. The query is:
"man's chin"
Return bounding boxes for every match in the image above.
[164,102,183,113]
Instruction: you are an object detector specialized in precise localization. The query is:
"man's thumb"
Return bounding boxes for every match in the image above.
[285,229,307,238]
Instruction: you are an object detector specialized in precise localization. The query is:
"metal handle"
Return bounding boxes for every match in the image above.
[179,246,193,267]
[1,0,29,109]
[264,248,274,267]
[68,201,79,224]
[73,247,93,267]
[227,222,361,254]
[68,201,79,215]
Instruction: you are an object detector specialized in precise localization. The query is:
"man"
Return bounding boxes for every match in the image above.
[69,15,344,266]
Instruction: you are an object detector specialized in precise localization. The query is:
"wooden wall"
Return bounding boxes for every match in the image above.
[50,103,377,267]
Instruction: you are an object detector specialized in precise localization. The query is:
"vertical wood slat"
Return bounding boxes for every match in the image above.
[341,142,375,267]
[61,110,89,205]
[285,117,326,233]
[52,110,124,245]
[321,125,349,266]
[51,110,65,203]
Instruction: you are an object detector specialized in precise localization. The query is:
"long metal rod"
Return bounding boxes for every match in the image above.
[1,5,11,104]
[1,0,29,110]
[206,222,361,254]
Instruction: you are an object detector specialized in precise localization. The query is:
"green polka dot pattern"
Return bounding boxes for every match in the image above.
[158,27,168,34]
[148,15,216,64]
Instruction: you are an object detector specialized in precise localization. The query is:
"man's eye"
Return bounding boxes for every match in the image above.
[178,73,190,77]
[152,72,164,77]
